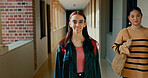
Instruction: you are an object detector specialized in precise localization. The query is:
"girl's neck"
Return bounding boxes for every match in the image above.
[131,24,141,28]
[72,32,85,42]
[130,25,142,31]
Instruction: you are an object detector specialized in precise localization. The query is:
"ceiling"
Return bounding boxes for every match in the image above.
[59,0,90,10]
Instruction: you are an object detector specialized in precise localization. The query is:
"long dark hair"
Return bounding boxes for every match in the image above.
[59,11,90,48]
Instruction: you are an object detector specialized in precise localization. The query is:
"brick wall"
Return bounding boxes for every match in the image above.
[0,0,33,45]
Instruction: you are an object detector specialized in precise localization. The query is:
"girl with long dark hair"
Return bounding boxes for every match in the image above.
[54,11,101,78]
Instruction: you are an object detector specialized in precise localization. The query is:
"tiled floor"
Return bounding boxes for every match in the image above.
[33,53,56,78]
[33,52,120,78]
[100,59,119,78]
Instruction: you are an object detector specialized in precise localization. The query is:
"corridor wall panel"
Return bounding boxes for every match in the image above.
[0,42,34,78]
[106,0,127,63]
[138,0,148,28]
[84,0,99,42]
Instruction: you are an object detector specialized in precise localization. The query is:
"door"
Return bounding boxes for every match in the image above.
[47,4,51,53]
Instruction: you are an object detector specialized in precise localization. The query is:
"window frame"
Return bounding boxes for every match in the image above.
[40,0,46,39]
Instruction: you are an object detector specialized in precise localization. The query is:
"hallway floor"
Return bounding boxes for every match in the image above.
[33,51,119,78]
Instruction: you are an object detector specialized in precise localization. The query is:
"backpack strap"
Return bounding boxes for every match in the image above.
[61,39,97,57]
[91,39,97,57]
[61,48,66,54]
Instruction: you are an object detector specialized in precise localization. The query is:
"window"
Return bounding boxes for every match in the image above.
[40,0,46,39]
[109,0,113,32]
[94,0,96,28]
[52,1,66,30]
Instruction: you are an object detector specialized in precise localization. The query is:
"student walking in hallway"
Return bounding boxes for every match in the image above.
[112,7,148,78]
[54,11,101,78]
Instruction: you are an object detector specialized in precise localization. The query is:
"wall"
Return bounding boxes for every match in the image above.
[0,0,33,45]
[99,0,109,58]
[0,0,67,77]
[33,0,66,74]
[34,0,48,72]
[138,0,148,28]
[106,0,127,63]
[51,0,66,53]
[83,0,100,43]
[51,27,66,52]
[0,8,2,44]
[84,0,109,58]
[0,42,34,78]
[83,0,106,59]
[0,0,50,77]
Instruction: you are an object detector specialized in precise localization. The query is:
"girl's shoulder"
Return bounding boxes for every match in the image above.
[142,26,148,31]
[118,28,128,35]
[89,38,99,47]
[121,28,128,32]
[56,44,66,54]
[89,38,98,43]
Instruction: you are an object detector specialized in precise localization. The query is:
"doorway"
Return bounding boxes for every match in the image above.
[47,4,51,53]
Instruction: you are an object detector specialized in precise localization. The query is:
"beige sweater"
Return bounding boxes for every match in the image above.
[112,26,148,78]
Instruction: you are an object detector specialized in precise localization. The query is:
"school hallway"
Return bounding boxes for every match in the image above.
[1,0,148,78]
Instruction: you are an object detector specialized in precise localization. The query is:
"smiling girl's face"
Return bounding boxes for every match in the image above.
[69,14,86,33]
[128,10,142,26]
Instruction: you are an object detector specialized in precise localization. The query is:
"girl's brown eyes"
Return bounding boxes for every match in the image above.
[131,16,134,18]
[74,22,77,23]
[73,22,83,24]
[131,14,141,18]
[137,14,140,17]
